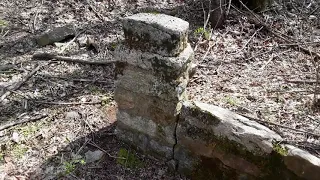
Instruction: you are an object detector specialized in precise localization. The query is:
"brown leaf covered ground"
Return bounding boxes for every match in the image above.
[0,0,319,179]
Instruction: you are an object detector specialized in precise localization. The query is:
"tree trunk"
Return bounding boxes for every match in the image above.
[209,0,227,29]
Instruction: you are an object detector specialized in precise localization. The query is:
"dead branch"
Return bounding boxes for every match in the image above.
[0,63,48,102]
[240,113,320,138]
[0,114,48,131]
[32,53,117,65]
[34,100,101,105]
[240,26,263,51]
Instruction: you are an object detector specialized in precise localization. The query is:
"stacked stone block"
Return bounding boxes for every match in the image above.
[114,13,194,160]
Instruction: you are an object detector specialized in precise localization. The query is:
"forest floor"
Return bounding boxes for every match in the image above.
[0,0,319,179]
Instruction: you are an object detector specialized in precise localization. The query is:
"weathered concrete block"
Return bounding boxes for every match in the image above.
[114,87,182,124]
[122,13,189,56]
[116,120,174,160]
[115,67,189,102]
[117,110,176,145]
[114,43,194,82]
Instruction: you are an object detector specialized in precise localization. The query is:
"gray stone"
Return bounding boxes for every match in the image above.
[65,111,80,120]
[284,145,320,180]
[85,150,105,163]
[122,13,189,56]
[36,24,76,46]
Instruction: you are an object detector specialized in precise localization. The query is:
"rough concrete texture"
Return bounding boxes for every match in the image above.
[115,67,189,102]
[116,120,174,160]
[114,43,194,82]
[115,87,182,124]
[122,13,189,56]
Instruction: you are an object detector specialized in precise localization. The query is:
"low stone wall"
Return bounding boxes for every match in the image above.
[114,13,320,180]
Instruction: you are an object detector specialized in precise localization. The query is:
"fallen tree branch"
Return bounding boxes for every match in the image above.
[34,100,101,105]
[32,53,117,65]
[41,75,113,84]
[240,113,320,138]
[0,114,48,131]
[0,63,48,102]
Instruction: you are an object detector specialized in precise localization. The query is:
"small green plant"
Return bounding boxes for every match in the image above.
[64,161,76,175]
[110,42,117,50]
[225,96,238,106]
[0,19,8,28]
[18,123,40,137]
[194,27,211,40]
[0,152,4,162]
[101,95,112,106]
[12,144,28,159]
[272,142,288,156]
[63,158,86,175]
[117,148,143,169]
[88,85,103,95]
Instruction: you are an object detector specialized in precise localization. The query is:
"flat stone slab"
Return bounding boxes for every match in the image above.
[122,13,189,56]
[36,24,76,46]
[179,101,282,154]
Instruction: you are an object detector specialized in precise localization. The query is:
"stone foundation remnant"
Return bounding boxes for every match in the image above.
[114,13,320,180]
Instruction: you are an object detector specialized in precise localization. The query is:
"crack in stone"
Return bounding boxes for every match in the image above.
[171,113,180,171]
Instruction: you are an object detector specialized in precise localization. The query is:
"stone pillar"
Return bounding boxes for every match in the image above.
[114,13,194,160]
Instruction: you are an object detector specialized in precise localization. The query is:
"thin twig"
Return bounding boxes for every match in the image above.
[279,41,320,46]
[285,79,318,85]
[32,0,43,33]
[259,53,274,70]
[0,114,48,131]
[32,53,117,65]
[260,50,291,70]
[240,26,263,51]
[59,30,85,54]
[87,141,125,159]
[244,49,273,62]
[314,61,320,104]
[240,113,320,138]
[42,75,113,84]
[0,63,49,102]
